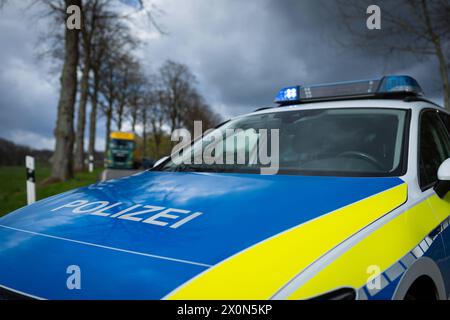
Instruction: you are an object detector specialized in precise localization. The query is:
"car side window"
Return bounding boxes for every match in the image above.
[439,112,450,137]
[419,111,450,189]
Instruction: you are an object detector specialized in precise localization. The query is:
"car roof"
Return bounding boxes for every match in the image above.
[245,98,446,118]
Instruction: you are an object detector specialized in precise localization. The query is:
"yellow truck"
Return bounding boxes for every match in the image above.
[106,132,141,169]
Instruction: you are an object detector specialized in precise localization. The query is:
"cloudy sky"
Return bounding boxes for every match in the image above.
[0,0,445,150]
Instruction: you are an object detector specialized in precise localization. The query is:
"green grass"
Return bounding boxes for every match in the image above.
[0,165,102,217]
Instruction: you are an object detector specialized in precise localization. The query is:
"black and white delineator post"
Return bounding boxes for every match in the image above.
[25,156,36,205]
[88,154,94,173]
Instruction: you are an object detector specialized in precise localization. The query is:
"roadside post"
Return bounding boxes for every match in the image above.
[89,154,94,173]
[25,156,36,205]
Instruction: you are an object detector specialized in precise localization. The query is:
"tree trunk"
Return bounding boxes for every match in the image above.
[142,108,147,158]
[74,54,90,171]
[116,67,128,131]
[155,133,161,158]
[132,107,138,133]
[51,0,81,182]
[117,101,124,131]
[105,100,113,155]
[170,112,176,133]
[88,69,99,158]
[152,122,162,158]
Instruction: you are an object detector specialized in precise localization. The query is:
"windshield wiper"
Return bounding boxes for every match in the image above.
[174,164,262,174]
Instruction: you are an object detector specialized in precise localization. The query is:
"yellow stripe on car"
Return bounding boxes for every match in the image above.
[427,193,450,223]
[167,183,407,300]
[287,195,442,300]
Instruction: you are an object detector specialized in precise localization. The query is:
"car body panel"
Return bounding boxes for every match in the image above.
[285,195,442,299]
[167,183,407,299]
[0,171,404,299]
[0,226,206,300]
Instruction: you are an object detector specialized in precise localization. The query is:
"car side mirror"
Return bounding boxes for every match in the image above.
[434,159,450,198]
[153,156,169,168]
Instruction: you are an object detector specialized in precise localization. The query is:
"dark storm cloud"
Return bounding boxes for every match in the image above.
[269,0,444,98]
[143,0,444,119]
[0,0,445,149]
[0,4,58,149]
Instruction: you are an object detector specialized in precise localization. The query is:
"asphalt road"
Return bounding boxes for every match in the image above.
[101,169,143,182]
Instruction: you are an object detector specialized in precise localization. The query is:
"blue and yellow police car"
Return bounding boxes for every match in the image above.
[1,76,450,300]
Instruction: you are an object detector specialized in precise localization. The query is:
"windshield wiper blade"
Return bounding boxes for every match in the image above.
[171,163,262,174]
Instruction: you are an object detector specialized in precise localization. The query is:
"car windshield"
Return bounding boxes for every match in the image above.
[158,108,409,177]
[110,139,134,150]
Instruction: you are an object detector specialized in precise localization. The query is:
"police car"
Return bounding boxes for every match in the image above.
[1,76,450,300]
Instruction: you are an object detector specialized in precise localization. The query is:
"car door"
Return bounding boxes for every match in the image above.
[419,109,450,295]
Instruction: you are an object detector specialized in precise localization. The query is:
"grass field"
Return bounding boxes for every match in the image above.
[0,165,102,217]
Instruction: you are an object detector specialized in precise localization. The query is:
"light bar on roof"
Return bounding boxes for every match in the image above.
[378,75,423,94]
[275,75,423,105]
[275,86,300,104]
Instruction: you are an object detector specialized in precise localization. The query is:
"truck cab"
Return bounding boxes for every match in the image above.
[106,132,136,170]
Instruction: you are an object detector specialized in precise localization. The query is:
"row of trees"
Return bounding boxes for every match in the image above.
[99,58,222,164]
[1,0,220,181]
[68,0,220,180]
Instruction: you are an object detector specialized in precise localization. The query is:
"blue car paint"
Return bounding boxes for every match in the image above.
[367,277,402,300]
[0,171,403,299]
[0,227,205,300]
[366,228,448,300]
[434,226,450,296]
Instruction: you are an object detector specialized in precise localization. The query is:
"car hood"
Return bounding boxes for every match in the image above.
[0,171,406,299]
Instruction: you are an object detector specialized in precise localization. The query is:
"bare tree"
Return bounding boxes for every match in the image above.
[148,101,167,158]
[49,0,81,182]
[74,0,106,171]
[74,0,155,169]
[138,61,222,158]
[114,54,135,131]
[140,82,166,158]
[99,55,118,154]
[0,0,80,181]
[89,15,134,159]
[337,0,450,109]
[140,85,153,158]
[182,92,222,136]
[126,64,146,133]
[157,60,197,132]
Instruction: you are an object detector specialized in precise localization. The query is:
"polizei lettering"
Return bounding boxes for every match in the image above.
[52,200,203,229]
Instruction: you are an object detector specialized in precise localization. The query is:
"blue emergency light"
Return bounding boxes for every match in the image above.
[275,76,424,105]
